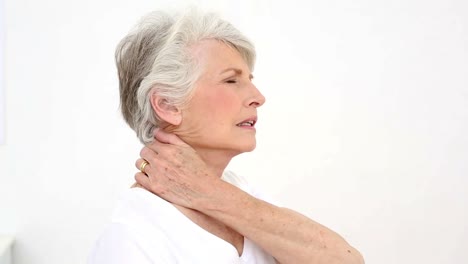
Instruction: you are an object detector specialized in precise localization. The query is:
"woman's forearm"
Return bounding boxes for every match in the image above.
[196,181,364,264]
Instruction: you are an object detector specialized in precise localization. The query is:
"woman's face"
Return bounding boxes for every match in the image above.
[174,39,265,156]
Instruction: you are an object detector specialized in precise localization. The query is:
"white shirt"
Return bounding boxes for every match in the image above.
[88,171,276,264]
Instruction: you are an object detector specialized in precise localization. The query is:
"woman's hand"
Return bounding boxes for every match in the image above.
[134,130,224,209]
[134,130,364,264]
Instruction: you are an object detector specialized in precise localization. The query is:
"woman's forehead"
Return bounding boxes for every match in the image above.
[191,40,251,76]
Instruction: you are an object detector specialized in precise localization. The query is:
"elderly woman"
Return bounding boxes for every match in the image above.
[89,9,364,264]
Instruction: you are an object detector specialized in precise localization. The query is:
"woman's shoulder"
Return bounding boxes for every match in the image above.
[89,188,185,263]
[90,187,244,263]
[111,187,177,228]
[88,222,172,263]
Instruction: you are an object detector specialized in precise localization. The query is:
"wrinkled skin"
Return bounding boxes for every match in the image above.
[134,129,226,210]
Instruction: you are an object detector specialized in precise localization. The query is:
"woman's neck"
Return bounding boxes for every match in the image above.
[193,148,237,178]
[160,125,239,178]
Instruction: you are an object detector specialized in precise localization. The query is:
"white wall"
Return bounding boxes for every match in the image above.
[0,0,467,263]
[0,0,4,144]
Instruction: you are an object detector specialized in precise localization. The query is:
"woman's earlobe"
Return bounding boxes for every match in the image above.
[171,111,182,125]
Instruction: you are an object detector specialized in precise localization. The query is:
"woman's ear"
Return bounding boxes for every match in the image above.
[150,92,182,126]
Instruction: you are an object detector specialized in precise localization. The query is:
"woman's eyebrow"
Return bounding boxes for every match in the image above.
[220,67,242,75]
[220,68,254,79]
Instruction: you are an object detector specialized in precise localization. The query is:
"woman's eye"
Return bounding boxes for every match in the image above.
[226,80,237,84]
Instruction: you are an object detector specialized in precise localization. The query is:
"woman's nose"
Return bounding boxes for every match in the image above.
[248,84,266,108]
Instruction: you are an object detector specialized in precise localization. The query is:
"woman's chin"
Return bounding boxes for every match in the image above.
[240,142,257,152]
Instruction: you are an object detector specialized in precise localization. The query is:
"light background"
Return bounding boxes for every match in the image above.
[0,0,467,263]
[0,0,4,144]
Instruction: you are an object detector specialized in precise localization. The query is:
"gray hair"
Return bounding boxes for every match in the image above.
[116,9,256,144]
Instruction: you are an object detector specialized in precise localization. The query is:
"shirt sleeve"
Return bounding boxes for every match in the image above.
[88,223,164,264]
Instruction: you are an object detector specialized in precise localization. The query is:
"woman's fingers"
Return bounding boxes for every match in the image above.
[145,138,163,154]
[154,129,189,147]
[135,172,152,190]
[135,158,150,174]
[134,131,214,208]
[139,145,159,164]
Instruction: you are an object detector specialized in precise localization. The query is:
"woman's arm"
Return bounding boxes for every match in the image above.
[195,180,364,264]
[135,130,364,264]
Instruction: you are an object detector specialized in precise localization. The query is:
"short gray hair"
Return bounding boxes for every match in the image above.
[116,9,256,144]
